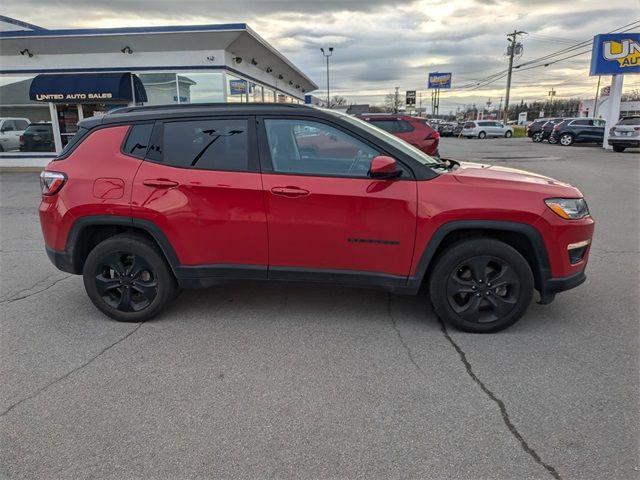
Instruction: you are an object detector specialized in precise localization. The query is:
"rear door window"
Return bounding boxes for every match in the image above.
[160,118,249,171]
[14,120,29,130]
[368,119,399,133]
[2,120,16,132]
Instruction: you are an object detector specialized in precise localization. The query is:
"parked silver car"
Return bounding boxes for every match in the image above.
[608,116,640,152]
[0,117,30,152]
[462,120,514,139]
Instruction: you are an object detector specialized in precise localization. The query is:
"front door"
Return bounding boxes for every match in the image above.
[259,117,417,279]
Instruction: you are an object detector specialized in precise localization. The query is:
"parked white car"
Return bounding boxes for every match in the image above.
[0,117,30,152]
[462,120,514,139]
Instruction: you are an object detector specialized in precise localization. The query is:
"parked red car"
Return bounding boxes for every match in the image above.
[356,114,440,157]
[40,104,594,333]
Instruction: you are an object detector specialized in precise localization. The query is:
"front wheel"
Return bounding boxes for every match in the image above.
[612,145,626,152]
[505,130,513,138]
[532,132,543,142]
[429,239,534,333]
[548,135,558,144]
[83,234,177,322]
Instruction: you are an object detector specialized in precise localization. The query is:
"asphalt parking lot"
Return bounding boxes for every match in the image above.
[1,137,638,480]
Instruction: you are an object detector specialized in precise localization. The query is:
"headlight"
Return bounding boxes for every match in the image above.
[545,198,589,220]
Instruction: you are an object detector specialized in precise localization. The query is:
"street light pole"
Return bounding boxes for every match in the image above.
[320,47,333,107]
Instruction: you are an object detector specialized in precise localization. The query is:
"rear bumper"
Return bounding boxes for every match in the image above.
[46,246,77,274]
[538,270,586,305]
[608,138,640,147]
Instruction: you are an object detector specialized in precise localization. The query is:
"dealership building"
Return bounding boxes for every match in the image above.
[0,15,317,166]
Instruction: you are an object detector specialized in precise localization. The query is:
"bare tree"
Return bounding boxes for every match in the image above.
[384,93,403,113]
[329,95,348,108]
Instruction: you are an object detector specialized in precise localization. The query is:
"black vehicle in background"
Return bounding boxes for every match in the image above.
[539,118,565,143]
[527,118,557,142]
[550,118,606,146]
[608,116,640,152]
[20,123,55,152]
[438,122,456,137]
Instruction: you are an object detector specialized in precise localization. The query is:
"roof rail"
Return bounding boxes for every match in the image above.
[108,102,311,115]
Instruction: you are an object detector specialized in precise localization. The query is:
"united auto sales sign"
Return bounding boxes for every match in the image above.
[590,33,640,75]
[35,93,114,101]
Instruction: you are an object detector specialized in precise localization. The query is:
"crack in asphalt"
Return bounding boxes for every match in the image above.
[387,294,562,480]
[0,274,73,304]
[0,322,145,418]
[387,295,427,377]
[438,320,563,480]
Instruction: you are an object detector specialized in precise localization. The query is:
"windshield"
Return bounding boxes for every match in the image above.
[323,109,441,165]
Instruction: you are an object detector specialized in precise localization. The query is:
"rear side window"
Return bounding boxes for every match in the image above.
[368,119,398,133]
[14,120,28,130]
[571,120,589,126]
[57,126,90,158]
[123,124,153,159]
[464,122,475,128]
[161,119,248,171]
[618,117,640,125]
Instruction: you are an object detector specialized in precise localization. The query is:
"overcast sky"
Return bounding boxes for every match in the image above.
[3,0,640,112]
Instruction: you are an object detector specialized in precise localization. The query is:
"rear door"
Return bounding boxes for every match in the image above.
[131,116,268,274]
[258,116,417,279]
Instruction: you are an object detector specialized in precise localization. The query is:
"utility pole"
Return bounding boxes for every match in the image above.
[548,87,556,116]
[504,30,526,122]
[593,76,602,118]
[394,86,399,114]
[320,47,333,107]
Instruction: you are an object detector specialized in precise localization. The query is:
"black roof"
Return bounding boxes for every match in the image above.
[80,103,317,128]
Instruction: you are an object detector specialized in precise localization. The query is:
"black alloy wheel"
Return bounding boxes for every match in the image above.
[429,239,533,333]
[532,132,543,142]
[83,234,176,322]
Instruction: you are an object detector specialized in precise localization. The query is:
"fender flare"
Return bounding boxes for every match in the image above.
[407,220,551,290]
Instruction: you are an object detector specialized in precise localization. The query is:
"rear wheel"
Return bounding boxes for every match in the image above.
[505,130,513,138]
[612,145,626,152]
[429,239,533,333]
[548,135,558,144]
[532,132,543,142]
[559,133,574,146]
[478,131,486,139]
[83,234,177,322]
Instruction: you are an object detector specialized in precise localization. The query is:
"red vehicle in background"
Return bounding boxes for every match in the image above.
[356,114,440,158]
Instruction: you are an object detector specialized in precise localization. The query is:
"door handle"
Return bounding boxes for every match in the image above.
[270,186,310,197]
[143,178,179,188]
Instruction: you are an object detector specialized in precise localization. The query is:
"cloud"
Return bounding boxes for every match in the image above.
[2,0,639,109]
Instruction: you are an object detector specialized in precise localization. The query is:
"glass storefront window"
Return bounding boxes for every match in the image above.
[226,74,248,103]
[0,76,54,153]
[263,89,275,103]
[178,72,224,103]
[249,83,263,103]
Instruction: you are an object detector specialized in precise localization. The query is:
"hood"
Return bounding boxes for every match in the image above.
[449,161,581,196]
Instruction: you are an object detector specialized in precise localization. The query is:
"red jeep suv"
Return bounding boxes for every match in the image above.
[39,104,594,332]
[356,114,440,157]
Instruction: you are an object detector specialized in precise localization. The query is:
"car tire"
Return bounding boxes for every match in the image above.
[83,233,177,322]
[612,145,626,152]
[505,131,513,138]
[532,132,543,142]
[548,135,558,144]
[429,238,534,333]
[559,133,574,146]
[478,131,486,139]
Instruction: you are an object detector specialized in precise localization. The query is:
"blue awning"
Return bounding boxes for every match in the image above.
[29,73,147,103]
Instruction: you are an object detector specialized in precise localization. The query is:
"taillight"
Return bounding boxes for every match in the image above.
[553,124,561,131]
[40,171,66,196]
[610,127,616,133]
[635,127,640,131]
[19,135,24,145]
[426,131,440,140]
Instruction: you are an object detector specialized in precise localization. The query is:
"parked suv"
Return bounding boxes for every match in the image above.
[20,123,56,152]
[462,120,513,139]
[608,116,640,152]
[0,117,30,151]
[550,118,606,146]
[39,104,594,333]
[540,118,565,143]
[527,118,563,143]
[356,114,440,157]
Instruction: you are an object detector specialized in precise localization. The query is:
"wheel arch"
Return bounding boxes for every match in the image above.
[410,221,551,293]
[61,216,179,276]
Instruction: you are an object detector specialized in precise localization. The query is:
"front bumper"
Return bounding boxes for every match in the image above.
[538,269,586,305]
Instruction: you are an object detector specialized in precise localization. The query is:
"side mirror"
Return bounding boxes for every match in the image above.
[369,155,401,179]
